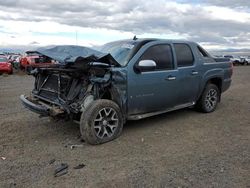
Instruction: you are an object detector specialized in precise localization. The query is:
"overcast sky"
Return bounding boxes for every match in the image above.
[0,0,250,50]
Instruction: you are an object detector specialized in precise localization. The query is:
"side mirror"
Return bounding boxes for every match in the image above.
[135,60,156,72]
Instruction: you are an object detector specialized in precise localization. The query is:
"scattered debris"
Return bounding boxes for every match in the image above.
[54,169,68,177]
[54,163,68,177]
[76,134,85,142]
[1,157,6,160]
[49,159,56,165]
[73,164,86,169]
[70,144,84,149]
[9,182,16,187]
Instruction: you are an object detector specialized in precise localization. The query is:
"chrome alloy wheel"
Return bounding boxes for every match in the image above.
[94,107,119,139]
[205,88,218,111]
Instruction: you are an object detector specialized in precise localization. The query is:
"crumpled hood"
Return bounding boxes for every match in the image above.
[35,45,120,67]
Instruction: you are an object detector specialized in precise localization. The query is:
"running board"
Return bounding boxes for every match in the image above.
[128,102,195,120]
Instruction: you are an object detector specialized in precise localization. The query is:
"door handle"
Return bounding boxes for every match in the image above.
[165,75,176,81]
[191,70,199,75]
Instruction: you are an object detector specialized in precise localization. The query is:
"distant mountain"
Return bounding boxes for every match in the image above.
[0,48,24,54]
[0,45,38,54]
[209,48,250,56]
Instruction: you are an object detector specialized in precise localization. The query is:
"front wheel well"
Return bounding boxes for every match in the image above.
[101,89,112,100]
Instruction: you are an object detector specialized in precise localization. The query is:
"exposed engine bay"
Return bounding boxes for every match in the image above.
[29,62,118,121]
[20,44,127,121]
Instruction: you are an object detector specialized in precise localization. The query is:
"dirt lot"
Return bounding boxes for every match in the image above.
[0,67,249,188]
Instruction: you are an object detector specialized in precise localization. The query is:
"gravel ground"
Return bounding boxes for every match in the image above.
[0,67,249,188]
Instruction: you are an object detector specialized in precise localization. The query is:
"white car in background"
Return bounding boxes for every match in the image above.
[224,55,244,65]
[244,56,250,65]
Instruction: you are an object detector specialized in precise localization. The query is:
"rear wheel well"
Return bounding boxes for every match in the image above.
[207,78,222,92]
[205,78,222,102]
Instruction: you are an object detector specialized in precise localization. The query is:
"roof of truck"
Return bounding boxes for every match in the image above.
[109,38,197,45]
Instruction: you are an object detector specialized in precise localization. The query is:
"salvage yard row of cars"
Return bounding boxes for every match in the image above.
[0,51,55,75]
[223,55,250,65]
[1,47,250,75]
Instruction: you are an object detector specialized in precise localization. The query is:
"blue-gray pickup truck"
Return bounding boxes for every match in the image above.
[20,38,233,144]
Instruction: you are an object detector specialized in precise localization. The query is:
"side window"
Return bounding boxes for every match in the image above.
[174,44,194,67]
[140,44,173,70]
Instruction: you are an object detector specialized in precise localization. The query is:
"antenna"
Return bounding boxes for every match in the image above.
[75,30,78,45]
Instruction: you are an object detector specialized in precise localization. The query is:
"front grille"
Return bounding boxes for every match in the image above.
[39,90,58,101]
[34,73,71,103]
[43,74,59,92]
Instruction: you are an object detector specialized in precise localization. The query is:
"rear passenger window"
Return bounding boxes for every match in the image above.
[174,44,194,67]
[140,44,173,70]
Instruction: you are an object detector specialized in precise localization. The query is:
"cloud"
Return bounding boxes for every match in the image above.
[203,0,250,8]
[0,0,250,50]
[29,41,40,45]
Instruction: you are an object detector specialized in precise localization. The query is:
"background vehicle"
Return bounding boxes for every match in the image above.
[243,56,250,65]
[8,54,21,69]
[224,55,244,65]
[0,56,13,74]
[20,39,233,145]
[20,51,54,73]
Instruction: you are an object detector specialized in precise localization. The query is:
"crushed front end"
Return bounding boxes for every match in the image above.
[20,45,124,121]
[20,63,113,121]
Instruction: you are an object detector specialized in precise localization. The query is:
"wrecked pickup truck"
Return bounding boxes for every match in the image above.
[20,39,233,145]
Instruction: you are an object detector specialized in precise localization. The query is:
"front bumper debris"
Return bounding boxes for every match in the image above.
[20,95,65,117]
[20,95,49,116]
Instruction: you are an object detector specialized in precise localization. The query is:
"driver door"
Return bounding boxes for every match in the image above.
[127,43,179,115]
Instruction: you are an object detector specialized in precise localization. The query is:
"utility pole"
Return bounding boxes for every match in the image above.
[75,30,78,45]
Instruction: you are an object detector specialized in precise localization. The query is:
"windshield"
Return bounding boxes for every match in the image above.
[99,41,138,66]
[0,57,7,62]
[26,52,40,56]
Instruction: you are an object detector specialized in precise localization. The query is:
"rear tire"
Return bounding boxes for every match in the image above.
[80,99,123,145]
[196,84,220,113]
